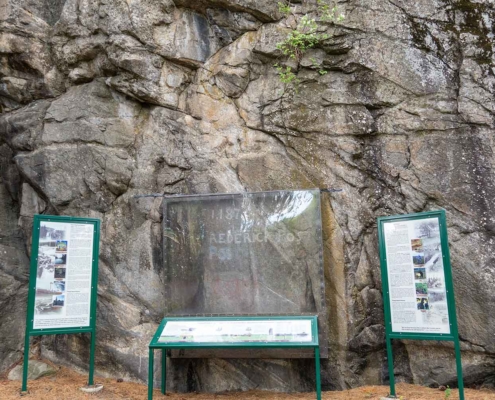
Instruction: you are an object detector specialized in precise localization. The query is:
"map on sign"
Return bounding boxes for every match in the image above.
[158,320,313,344]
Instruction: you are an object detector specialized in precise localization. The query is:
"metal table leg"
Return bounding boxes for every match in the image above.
[161,348,166,394]
[315,347,321,400]
[148,347,154,400]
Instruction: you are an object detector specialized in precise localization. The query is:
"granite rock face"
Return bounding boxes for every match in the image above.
[1,0,495,392]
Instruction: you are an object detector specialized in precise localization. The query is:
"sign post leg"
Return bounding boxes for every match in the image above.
[21,333,30,392]
[88,330,96,386]
[454,338,465,400]
[386,337,396,398]
[315,347,321,400]
[161,348,166,394]
[148,348,154,400]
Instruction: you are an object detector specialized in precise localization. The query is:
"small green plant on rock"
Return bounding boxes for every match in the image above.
[278,1,291,15]
[274,64,300,86]
[317,0,345,22]
[274,0,344,90]
[276,15,327,61]
[310,57,327,75]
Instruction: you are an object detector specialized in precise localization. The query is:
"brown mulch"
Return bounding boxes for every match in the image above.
[1,362,494,400]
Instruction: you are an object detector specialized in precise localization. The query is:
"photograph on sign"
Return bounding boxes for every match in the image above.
[158,320,313,344]
[33,221,95,329]
[383,217,450,334]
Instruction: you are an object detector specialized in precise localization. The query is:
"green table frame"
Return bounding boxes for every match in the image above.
[148,316,321,400]
[378,210,464,400]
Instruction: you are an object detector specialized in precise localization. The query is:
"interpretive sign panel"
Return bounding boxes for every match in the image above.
[162,190,327,356]
[158,319,314,344]
[381,214,450,334]
[377,210,464,400]
[33,220,95,329]
[23,215,100,392]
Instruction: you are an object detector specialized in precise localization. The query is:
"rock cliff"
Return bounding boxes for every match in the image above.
[1,0,494,392]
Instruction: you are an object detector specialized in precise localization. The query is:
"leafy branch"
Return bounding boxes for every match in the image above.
[274,0,344,90]
[277,15,327,61]
[274,64,300,86]
[277,1,291,15]
[318,0,345,23]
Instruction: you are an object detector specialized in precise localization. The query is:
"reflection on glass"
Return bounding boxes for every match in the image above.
[162,190,325,318]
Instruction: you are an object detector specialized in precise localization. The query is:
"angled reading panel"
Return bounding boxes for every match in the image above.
[150,316,319,348]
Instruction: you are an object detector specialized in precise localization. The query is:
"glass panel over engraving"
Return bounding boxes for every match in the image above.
[163,190,326,356]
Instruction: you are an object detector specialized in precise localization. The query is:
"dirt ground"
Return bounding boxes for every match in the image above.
[2,363,494,400]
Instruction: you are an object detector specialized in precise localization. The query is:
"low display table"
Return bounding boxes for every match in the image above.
[148,316,321,399]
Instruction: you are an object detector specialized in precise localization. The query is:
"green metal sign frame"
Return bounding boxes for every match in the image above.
[377,210,464,399]
[148,316,321,400]
[22,215,101,393]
